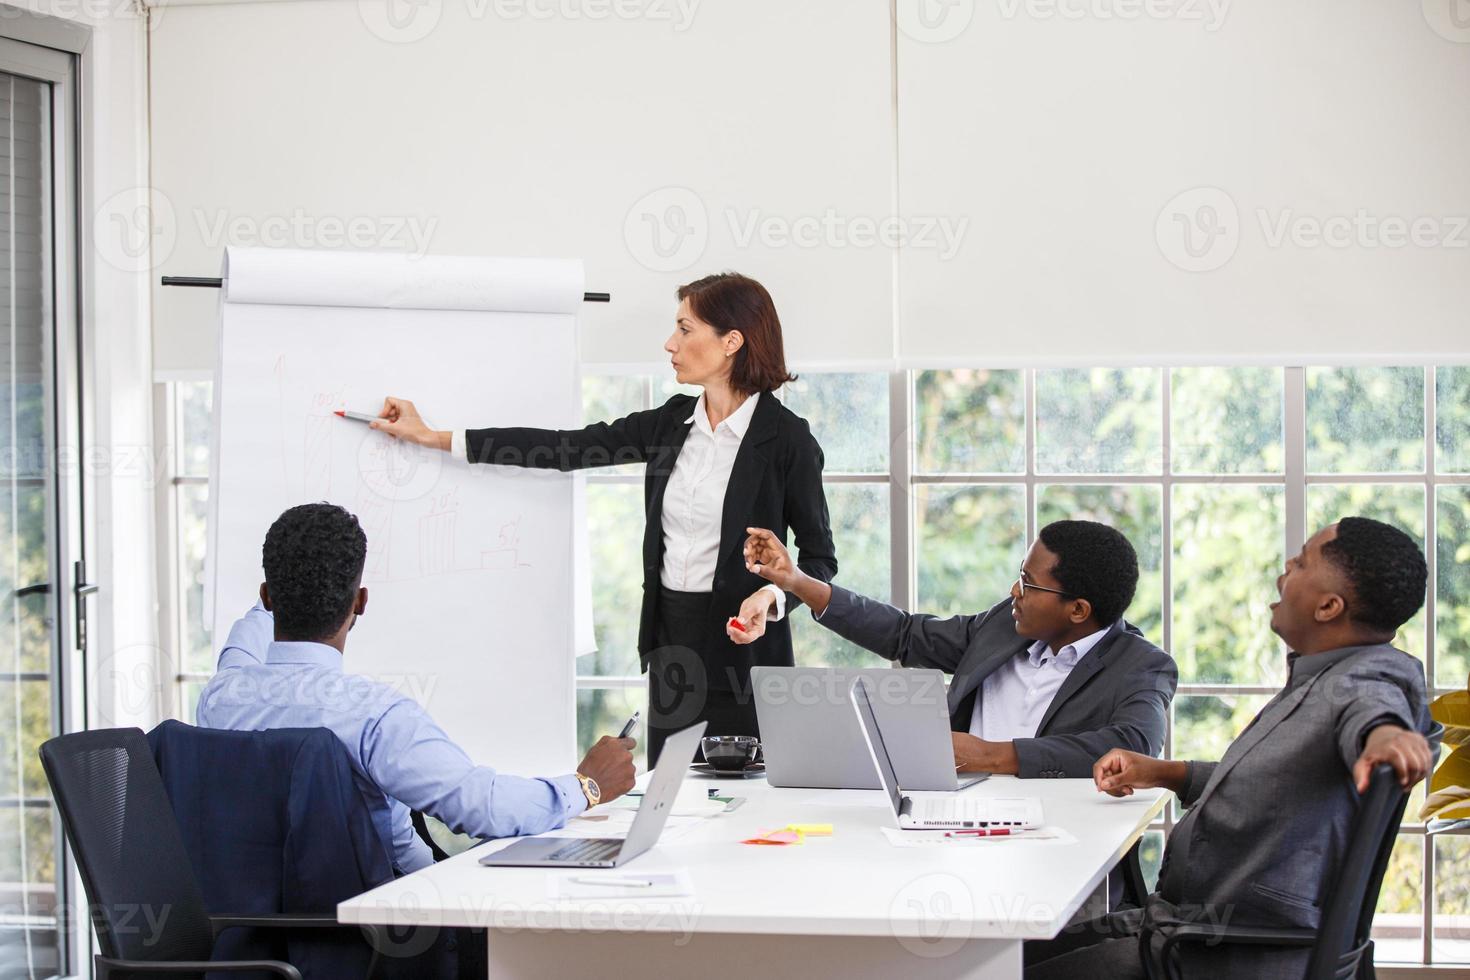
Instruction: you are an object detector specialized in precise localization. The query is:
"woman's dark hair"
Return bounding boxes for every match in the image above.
[677,272,796,395]
[262,502,367,641]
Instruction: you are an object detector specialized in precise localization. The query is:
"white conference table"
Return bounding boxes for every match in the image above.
[340,774,1170,980]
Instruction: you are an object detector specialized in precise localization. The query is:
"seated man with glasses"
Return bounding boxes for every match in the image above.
[734,520,1177,779]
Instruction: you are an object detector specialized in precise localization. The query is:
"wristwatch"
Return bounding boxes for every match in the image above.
[575,772,601,809]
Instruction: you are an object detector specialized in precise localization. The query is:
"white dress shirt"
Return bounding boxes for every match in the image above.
[452,393,784,619]
[660,392,783,618]
[969,626,1110,741]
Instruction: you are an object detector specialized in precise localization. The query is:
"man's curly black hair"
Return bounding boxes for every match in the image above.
[262,503,367,641]
[1321,516,1427,634]
[1036,520,1140,626]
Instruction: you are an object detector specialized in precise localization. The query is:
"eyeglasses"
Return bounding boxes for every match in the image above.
[1016,568,1076,599]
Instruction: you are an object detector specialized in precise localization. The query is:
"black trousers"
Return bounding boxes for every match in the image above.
[645,588,761,768]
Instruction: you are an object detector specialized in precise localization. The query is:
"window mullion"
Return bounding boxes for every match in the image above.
[890,370,913,612]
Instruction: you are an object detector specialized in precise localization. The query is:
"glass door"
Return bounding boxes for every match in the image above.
[0,33,83,980]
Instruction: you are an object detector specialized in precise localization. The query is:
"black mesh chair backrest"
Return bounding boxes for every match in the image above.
[1305,763,1410,980]
[40,727,217,965]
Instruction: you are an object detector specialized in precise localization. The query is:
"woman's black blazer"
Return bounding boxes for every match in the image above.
[464,392,838,671]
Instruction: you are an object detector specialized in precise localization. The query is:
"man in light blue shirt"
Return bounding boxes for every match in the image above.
[197,502,636,874]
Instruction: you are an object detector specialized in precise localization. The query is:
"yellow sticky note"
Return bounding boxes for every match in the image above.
[786,823,833,837]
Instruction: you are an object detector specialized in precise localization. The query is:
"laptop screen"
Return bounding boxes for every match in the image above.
[618,721,707,861]
[849,677,904,815]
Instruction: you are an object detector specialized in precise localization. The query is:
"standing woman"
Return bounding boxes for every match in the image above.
[372,273,837,766]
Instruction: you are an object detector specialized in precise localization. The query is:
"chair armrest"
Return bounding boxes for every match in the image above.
[97,954,303,980]
[210,913,343,934]
[209,913,388,979]
[1161,922,1317,947]
[1142,918,1317,980]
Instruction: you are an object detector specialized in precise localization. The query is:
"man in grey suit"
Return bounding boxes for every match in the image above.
[735,520,1177,779]
[1025,517,1437,980]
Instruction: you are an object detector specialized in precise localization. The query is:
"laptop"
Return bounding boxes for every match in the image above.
[850,677,1043,832]
[752,666,986,792]
[478,722,707,869]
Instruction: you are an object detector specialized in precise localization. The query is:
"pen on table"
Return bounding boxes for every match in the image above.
[618,712,640,739]
[334,410,378,423]
[569,877,654,887]
[944,828,1013,838]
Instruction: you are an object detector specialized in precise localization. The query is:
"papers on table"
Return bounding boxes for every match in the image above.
[549,870,695,900]
[606,782,731,818]
[878,826,1078,848]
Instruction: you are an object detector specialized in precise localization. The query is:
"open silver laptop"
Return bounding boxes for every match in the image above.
[850,678,1043,832]
[752,666,986,792]
[479,722,706,869]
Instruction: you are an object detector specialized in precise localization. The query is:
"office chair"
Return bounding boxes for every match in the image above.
[1140,762,1408,980]
[40,727,385,980]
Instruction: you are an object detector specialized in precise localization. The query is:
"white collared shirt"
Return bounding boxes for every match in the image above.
[968,626,1110,741]
[660,392,784,618]
[454,394,784,618]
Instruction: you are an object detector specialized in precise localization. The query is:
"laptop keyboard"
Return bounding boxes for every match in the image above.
[545,838,621,863]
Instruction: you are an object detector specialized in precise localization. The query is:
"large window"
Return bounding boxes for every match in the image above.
[577,365,1467,968]
[166,365,1470,968]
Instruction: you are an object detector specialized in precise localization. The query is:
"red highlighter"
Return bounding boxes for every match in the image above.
[728,617,747,634]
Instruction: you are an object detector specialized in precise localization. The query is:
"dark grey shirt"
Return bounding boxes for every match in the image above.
[1157,643,1431,927]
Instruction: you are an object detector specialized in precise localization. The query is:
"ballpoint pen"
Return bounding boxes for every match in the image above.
[568,876,655,887]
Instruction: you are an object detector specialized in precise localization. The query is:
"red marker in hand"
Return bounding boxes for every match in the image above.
[728,617,747,634]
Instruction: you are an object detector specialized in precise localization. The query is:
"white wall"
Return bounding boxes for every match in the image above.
[896,0,1470,366]
[150,1,1470,376]
[149,0,898,375]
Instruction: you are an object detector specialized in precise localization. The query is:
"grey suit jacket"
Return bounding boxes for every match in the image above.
[816,585,1178,778]
[1148,643,1433,979]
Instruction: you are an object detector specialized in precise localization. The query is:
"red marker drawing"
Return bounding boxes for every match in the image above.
[727,617,747,634]
[334,410,378,423]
